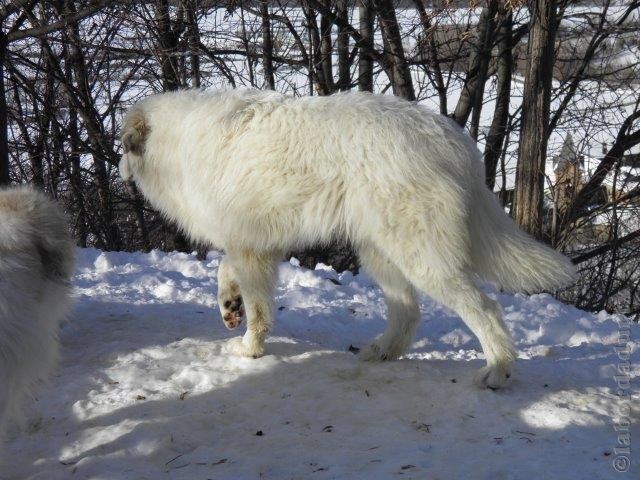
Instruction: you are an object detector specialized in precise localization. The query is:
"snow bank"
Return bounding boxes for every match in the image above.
[1,248,637,479]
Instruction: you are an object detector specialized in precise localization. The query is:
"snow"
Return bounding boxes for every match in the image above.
[1,248,638,479]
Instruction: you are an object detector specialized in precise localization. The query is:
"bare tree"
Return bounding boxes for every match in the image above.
[260,0,275,89]
[483,7,513,190]
[452,0,498,130]
[373,0,415,100]
[358,0,374,92]
[513,0,558,239]
[1,0,110,185]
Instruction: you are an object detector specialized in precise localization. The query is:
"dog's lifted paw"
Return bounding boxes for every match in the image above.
[226,336,264,359]
[475,362,513,390]
[220,294,244,330]
[358,342,401,362]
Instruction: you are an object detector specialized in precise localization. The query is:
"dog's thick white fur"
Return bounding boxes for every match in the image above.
[120,88,575,389]
[0,186,75,432]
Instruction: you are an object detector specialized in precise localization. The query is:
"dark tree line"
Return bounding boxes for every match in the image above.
[1,0,640,317]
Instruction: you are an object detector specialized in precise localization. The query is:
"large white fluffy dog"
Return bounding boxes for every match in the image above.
[0,186,75,431]
[119,89,575,389]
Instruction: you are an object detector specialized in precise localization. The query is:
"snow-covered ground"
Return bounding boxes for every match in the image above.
[1,248,637,479]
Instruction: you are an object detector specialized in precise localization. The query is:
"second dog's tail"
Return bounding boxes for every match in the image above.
[470,183,576,293]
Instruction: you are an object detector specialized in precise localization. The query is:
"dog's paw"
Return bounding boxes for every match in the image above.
[358,342,401,362]
[474,362,513,390]
[226,336,264,359]
[220,295,244,330]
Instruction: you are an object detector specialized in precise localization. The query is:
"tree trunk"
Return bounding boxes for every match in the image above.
[319,0,335,95]
[185,0,201,88]
[124,180,151,251]
[358,0,374,92]
[68,105,89,248]
[303,6,329,95]
[260,0,275,90]
[452,0,498,128]
[373,0,415,100]
[513,0,557,239]
[154,0,182,92]
[32,50,57,188]
[336,0,349,91]
[483,9,513,190]
[0,32,9,185]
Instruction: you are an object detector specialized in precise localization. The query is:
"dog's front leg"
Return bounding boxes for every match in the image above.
[217,256,245,330]
[224,250,280,358]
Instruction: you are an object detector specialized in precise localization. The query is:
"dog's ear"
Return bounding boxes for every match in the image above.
[122,109,148,155]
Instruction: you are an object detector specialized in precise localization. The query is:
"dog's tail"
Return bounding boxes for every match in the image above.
[469,182,576,293]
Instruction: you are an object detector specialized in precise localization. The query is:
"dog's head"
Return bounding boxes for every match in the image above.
[119,107,149,183]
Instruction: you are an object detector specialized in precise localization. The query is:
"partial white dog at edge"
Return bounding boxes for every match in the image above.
[119,88,576,389]
[0,186,75,433]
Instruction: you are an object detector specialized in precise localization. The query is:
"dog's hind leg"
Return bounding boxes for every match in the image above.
[369,188,515,388]
[401,264,515,389]
[224,250,280,358]
[357,245,421,361]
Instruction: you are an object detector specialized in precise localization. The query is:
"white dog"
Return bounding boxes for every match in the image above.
[119,89,575,389]
[0,186,75,432]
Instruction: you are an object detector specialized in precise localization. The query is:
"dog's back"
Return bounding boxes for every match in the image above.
[0,186,75,432]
